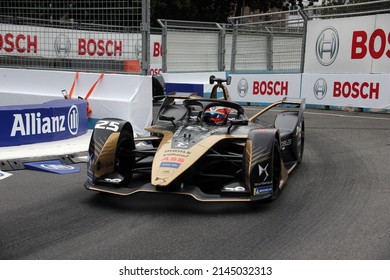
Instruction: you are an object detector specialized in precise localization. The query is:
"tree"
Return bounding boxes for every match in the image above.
[151,0,234,26]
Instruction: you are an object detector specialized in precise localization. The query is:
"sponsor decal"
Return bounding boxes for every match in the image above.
[161,156,185,163]
[157,169,174,177]
[175,142,189,149]
[254,185,273,195]
[351,29,390,60]
[152,41,162,58]
[173,125,185,138]
[54,34,71,57]
[0,33,38,54]
[10,105,79,137]
[315,27,339,66]
[253,81,288,96]
[94,120,120,132]
[258,163,269,181]
[237,78,249,97]
[199,127,224,140]
[134,39,142,60]
[333,81,379,100]
[103,178,122,183]
[163,150,191,158]
[160,162,181,169]
[24,160,81,174]
[78,38,122,57]
[223,185,246,192]
[155,177,167,183]
[281,139,292,151]
[186,125,208,132]
[313,78,328,100]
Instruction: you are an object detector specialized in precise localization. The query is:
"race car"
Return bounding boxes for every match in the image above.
[85,77,305,202]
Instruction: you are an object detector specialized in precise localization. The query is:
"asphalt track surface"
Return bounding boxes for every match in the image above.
[0,108,390,260]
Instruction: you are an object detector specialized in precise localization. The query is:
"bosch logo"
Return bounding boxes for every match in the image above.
[313,78,327,100]
[316,27,339,66]
[67,105,79,135]
[134,39,142,60]
[237,78,248,97]
[54,34,71,57]
[40,164,75,170]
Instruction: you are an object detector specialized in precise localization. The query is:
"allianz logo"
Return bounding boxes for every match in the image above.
[10,105,79,136]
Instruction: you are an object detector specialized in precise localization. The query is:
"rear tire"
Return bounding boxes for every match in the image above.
[294,120,305,164]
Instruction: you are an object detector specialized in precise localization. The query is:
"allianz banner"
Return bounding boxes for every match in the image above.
[304,14,390,74]
[0,99,87,147]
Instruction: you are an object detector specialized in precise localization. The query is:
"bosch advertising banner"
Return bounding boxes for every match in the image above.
[0,99,87,147]
[304,14,390,74]
[301,73,390,109]
[227,74,301,103]
[0,24,162,65]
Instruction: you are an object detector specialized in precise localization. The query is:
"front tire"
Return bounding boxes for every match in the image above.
[115,126,135,186]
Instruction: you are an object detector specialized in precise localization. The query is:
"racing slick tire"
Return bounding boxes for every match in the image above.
[293,120,305,164]
[268,139,282,201]
[114,124,135,187]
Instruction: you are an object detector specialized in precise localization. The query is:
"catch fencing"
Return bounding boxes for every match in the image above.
[0,0,150,74]
[161,0,390,74]
[1,1,390,75]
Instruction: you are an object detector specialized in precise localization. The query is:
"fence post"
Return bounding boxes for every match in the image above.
[217,23,226,72]
[157,19,168,73]
[298,8,309,73]
[141,0,150,76]
[266,27,274,71]
[230,24,238,74]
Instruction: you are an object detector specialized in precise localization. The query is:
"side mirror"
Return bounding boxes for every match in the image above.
[226,76,232,85]
[159,115,176,127]
[227,118,248,133]
[209,75,216,85]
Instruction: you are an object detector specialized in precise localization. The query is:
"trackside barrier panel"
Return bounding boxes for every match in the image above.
[302,74,390,110]
[227,74,302,103]
[304,14,390,74]
[0,68,153,136]
[0,99,87,147]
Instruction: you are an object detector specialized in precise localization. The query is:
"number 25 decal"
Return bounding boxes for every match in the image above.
[95,120,120,132]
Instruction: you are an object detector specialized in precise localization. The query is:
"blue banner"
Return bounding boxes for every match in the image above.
[24,160,81,174]
[0,99,87,147]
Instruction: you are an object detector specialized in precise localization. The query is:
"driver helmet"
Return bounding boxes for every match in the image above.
[204,106,229,125]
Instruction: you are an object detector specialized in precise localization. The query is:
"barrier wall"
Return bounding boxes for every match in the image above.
[227,74,302,103]
[304,14,390,74]
[0,99,87,147]
[0,68,152,136]
[301,74,390,110]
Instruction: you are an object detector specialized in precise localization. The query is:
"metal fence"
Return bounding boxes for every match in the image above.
[227,0,390,74]
[0,0,149,74]
[1,0,390,75]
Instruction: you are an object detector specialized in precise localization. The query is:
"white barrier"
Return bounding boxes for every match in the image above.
[304,14,390,74]
[302,73,390,110]
[0,68,152,136]
[227,74,302,103]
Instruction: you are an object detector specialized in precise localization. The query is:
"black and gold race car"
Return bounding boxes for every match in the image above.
[85,77,305,202]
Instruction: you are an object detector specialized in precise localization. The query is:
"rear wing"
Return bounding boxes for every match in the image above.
[249,98,306,122]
